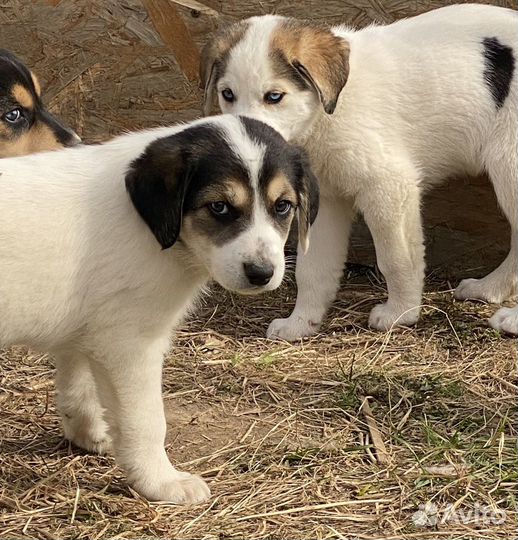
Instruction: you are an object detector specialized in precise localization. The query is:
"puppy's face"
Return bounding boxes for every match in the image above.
[126,116,319,294]
[200,17,350,141]
[0,49,80,158]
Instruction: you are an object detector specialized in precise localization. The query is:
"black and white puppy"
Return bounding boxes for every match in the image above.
[0,115,318,503]
[0,49,80,157]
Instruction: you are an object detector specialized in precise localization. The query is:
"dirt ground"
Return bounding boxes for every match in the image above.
[1,263,516,539]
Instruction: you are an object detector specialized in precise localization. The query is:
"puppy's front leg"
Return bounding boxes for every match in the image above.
[54,351,111,455]
[89,339,210,504]
[358,184,425,330]
[267,196,355,341]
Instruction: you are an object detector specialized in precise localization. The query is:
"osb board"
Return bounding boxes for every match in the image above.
[0,0,515,275]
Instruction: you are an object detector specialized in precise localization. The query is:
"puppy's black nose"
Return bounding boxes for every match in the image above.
[244,262,274,286]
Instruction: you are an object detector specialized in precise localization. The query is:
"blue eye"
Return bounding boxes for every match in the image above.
[264,91,285,104]
[275,200,292,215]
[4,108,22,123]
[209,201,230,216]
[221,88,235,103]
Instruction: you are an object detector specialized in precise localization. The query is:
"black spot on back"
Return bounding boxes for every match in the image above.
[482,37,515,108]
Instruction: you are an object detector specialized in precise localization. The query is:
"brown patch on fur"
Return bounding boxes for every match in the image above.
[269,50,309,92]
[0,122,59,158]
[200,21,249,115]
[183,177,256,248]
[30,72,41,96]
[266,173,297,206]
[271,20,350,114]
[195,178,252,210]
[12,83,34,109]
[30,122,59,152]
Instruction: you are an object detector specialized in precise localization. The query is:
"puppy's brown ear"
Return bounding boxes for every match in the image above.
[273,21,350,114]
[200,40,219,116]
[295,148,320,253]
[200,22,249,116]
[126,136,192,249]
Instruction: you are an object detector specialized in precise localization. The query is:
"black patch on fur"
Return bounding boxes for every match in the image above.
[126,123,252,249]
[128,118,320,250]
[482,37,515,108]
[241,116,319,226]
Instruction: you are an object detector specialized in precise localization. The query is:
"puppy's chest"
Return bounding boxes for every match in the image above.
[302,129,366,198]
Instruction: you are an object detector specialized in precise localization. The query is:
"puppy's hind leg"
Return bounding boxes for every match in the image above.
[455,121,517,305]
[267,196,355,341]
[88,337,210,504]
[54,351,111,455]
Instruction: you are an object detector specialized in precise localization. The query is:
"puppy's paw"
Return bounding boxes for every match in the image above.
[135,471,211,504]
[62,414,112,455]
[488,307,518,335]
[267,315,320,341]
[454,278,507,304]
[368,303,420,331]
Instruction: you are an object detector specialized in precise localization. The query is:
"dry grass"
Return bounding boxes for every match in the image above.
[0,265,516,539]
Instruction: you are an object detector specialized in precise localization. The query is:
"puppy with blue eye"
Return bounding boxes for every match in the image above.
[201,4,518,338]
[0,114,318,504]
[0,49,79,157]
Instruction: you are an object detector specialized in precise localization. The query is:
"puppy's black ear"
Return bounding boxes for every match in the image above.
[126,136,192,249]
[295,148,319,253]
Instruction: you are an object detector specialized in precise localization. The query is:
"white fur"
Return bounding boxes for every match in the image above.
[215,4,518,338]
[489,305,518,335]
[0,115,292,503]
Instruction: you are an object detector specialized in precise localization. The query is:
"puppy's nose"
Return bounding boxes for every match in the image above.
[244,262,274,286]
[65,130,82,147]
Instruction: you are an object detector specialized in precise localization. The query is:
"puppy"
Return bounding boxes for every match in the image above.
[201,4,518,338]
[0,49,79,157]
[0,114,318,503]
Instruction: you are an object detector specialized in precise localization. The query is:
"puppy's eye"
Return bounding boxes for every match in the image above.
[209,201,230,216]
[275,200,292,215]
[221,88,235,103]
[264,91,285,104]
[3,108,22,123]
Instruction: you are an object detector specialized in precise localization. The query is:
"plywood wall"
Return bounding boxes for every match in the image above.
[1,0,514,142]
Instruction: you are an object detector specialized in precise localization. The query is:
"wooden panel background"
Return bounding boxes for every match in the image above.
[0,0,516,276]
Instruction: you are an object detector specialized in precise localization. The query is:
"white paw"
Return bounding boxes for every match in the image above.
[368,302,420,331]
[61,414,112,455]
[134,471,211,504]
[488,307,518,335]
[454,278,506,304]
[267,315,320,341]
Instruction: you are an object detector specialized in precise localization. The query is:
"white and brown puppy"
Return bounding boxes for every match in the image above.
[201,4,518,338]
[0,49,80,157]
[0,115,318,503]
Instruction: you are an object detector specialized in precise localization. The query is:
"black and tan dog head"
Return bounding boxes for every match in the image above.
[0,49,80,158]
[200,15,350,140]
[126,115,319,293]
